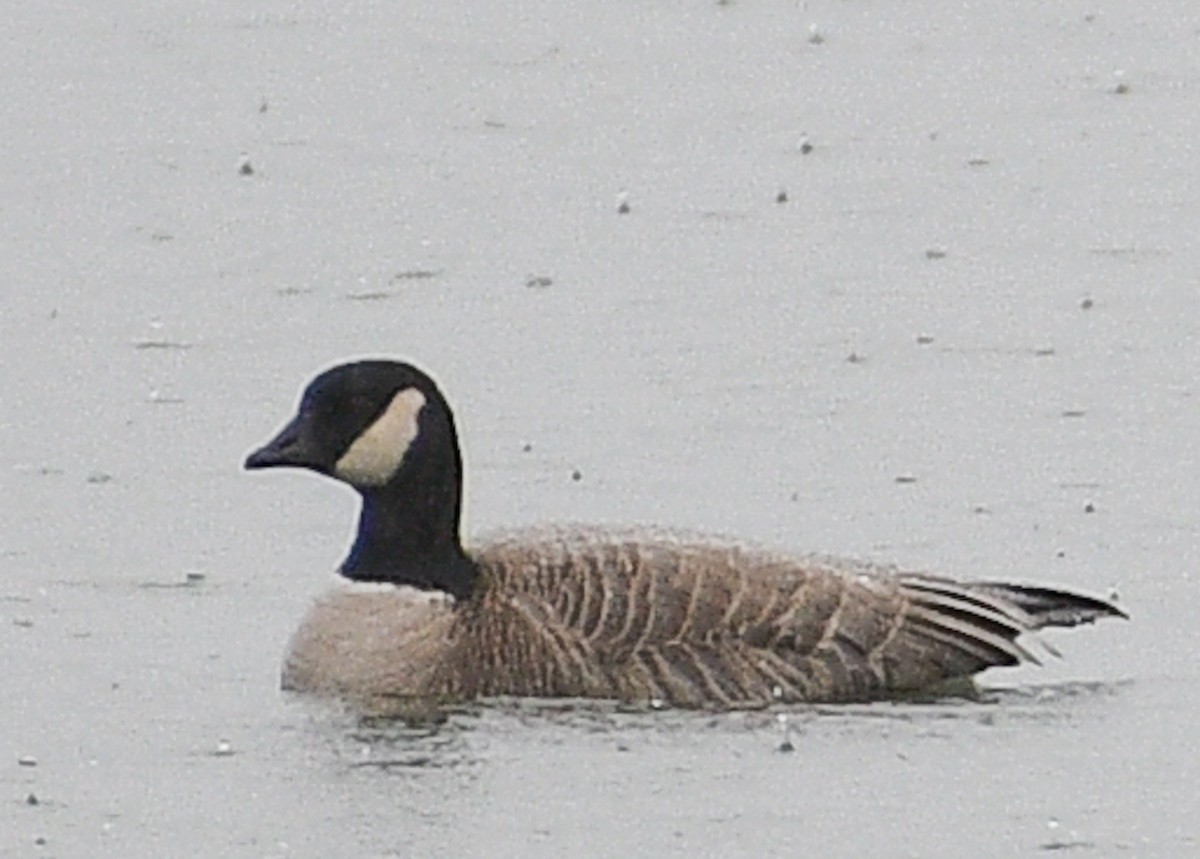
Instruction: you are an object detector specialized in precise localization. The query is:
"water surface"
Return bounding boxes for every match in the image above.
[3,1,1193,856]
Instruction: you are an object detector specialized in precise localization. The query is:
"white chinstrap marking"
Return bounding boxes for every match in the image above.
[333,387,426,487]
[328,575,452,603]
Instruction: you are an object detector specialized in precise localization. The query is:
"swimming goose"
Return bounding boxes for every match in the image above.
[244,359,1125,713]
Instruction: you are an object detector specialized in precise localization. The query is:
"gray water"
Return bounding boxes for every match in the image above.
[3,1,1195,856]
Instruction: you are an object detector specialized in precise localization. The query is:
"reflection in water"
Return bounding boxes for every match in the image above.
[323,678,1132,774]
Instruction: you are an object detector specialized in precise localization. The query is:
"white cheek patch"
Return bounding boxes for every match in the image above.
[333,388,427,487]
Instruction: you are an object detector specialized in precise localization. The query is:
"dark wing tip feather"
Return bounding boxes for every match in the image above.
[970,583,1128,629]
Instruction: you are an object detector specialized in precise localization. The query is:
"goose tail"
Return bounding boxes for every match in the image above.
[897,575,1127,672]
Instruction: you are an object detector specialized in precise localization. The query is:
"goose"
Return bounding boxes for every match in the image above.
[244,359,1125,714]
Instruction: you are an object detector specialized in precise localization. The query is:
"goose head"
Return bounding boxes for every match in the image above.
[245,360,476,597]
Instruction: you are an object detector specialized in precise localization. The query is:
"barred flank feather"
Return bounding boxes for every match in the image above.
[283,526,1126,711]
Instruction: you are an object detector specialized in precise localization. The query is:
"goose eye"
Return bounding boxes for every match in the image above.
[307,396,338,420]
[313,400,350,426]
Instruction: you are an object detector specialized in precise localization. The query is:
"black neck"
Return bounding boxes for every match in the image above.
[338,459,479,601]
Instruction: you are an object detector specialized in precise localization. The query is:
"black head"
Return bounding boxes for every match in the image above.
[245,360,456,493]
[246,359,475,595]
